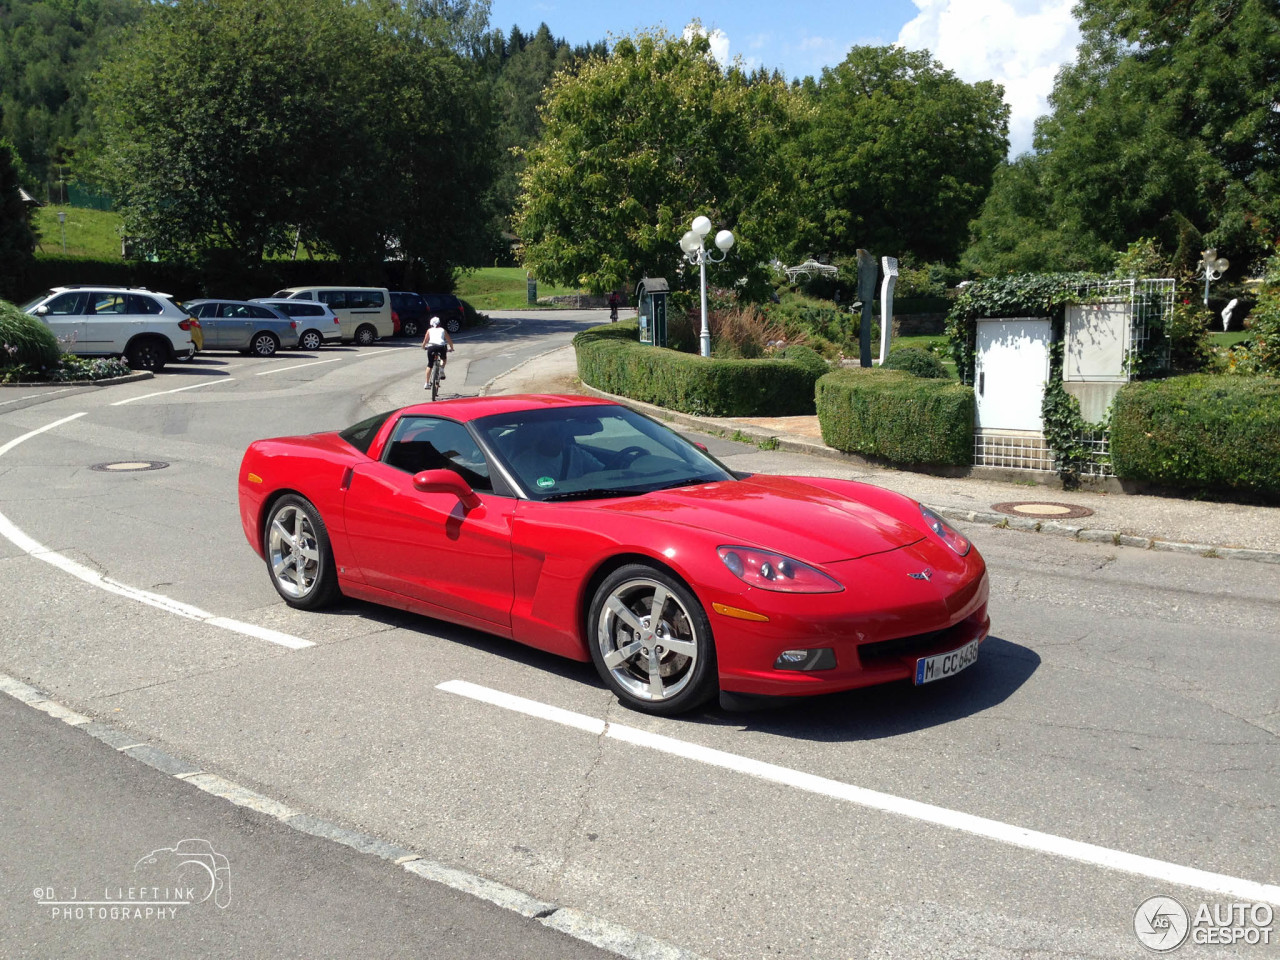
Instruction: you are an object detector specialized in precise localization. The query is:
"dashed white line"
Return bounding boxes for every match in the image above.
[437,680,1280,906]
[111,377,234,405]
[256,357,346,376]
[0,413,312,649]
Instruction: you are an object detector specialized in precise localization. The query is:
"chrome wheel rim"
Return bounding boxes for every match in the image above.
[253,334,276,356]
[300,331,321,350]
[596,577,699,702]
[267,503,322,599]
[357,328,374,345]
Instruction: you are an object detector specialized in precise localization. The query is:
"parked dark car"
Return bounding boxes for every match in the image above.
[392,291,463,337]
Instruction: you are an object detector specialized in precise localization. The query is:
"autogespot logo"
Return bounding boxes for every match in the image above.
[1135,896,1190,952]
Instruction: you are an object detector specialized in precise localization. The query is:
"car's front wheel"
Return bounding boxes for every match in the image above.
[587,564,717,715]
[298,329,323,351]
[263,494,341,609]
[400,319,419,338]
[250,332,279,356]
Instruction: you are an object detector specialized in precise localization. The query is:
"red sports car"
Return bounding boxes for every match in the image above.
[238,395,989,714]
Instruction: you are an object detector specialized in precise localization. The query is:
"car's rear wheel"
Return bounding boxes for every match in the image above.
[588,564,717,715]
[264,494,341,609]
[444,316,461,334]
[355,325,376,346]
[125,337,167,373]
[298,329,323,351]
[250,332,279,356]
[400,319,419,338]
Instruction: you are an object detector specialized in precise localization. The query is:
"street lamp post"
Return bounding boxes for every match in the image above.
[1199,247,1229,307]
[679,216,735,358]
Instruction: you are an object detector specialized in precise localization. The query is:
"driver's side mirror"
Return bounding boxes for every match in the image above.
[34,305,49,316]
[413,468,480,509]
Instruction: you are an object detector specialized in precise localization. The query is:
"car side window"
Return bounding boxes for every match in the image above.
[383,416,493,493]
[318,291,347,309]
[46,292,89,315]
[92,294,127,315]
[126,294,163,315]
[249,305,278,319]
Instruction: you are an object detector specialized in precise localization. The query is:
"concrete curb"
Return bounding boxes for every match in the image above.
[0,371,153,388]
[0,670,708,960]
[578,384,1280,567]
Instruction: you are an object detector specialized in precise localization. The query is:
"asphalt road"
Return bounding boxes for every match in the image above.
[0,311,1276,959]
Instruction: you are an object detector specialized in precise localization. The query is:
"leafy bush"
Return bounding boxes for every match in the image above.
[774,344,828,378]
[1227,244,1280,376]
[883,346,948,379]
[767,294,859,353]
[1110,374,1280,497]
[709,305,791,359]
[815,369,974,467]
[0,298,61,370]
[574,322,823,416]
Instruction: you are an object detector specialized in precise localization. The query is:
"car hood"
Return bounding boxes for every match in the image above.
[605,474,926,563]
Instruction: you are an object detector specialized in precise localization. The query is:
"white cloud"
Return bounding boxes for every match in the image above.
[684,23,731,66]
[897,0,1080,156]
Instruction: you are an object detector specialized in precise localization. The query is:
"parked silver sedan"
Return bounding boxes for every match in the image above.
[185,300,299,355]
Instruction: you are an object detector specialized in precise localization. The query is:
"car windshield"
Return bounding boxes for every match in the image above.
[474,405,733,501]
[18,291,52,312]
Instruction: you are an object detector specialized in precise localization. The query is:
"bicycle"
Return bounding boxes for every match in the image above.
[427,352,443,401]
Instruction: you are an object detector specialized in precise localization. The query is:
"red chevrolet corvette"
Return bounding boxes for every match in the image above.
[238,394,989,714]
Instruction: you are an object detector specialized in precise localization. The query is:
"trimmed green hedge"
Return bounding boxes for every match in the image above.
[574,322,824,416]
[816,369,974,467]
[1110,375,1280,496]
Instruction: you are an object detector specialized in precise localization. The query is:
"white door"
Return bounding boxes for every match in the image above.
[974,318,1052,431]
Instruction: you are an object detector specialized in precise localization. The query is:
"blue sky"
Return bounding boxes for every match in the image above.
[485,0,1085,156]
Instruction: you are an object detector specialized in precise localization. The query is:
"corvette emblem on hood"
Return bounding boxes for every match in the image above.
[908,569,933,581]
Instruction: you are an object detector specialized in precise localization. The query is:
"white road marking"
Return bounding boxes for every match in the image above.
[110,377,233,405]
[0,414,313,649]
[438,680,1280,906]
[0,388,75,407]
[255,357,345,376]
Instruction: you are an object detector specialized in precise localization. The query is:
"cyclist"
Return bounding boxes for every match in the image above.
[421,316,454,387]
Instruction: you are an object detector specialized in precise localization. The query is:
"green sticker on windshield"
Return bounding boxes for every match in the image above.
[536,476,556,489]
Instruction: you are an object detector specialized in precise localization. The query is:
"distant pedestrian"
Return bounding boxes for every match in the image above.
[608,291,620,322]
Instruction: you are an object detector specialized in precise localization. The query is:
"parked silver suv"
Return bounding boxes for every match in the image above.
[21,285,197,372]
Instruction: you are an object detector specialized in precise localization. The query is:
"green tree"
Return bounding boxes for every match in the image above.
[969,0,1279,275]
[515,28,809,298]
[0,137,36,301]
[801,46,1009,265]
[0,0,144,190]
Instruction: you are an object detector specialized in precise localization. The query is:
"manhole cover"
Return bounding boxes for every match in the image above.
[991,501,1094,520]
[89,461,169,473]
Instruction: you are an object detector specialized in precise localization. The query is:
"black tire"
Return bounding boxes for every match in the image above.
[587,564,718,715]
[298,329,323,351]
[400,319,420,338]
[444,316,461,334]
[125,338,167,373]
[355,325,377,346]
[263,494,341,609]
[250,332,279,357]
[430,361,440,401]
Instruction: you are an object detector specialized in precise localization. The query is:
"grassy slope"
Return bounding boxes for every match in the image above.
[32,205,123,259]
[454,267,584,309]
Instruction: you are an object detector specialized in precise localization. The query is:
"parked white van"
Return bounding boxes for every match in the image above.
[270,286,393,345]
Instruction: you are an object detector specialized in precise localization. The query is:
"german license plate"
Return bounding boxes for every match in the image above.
[914,638,981,685]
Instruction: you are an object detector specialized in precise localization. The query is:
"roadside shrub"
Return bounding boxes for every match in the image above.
[574,322,822,416]
[816,369,973,467]
[883,346,948,379]
[709,305,791,359]
[774,344,828,378]
[1227,245,1280,376]
[1110,374,1280,497]
[767,294,859,354]
[0,298,61,370]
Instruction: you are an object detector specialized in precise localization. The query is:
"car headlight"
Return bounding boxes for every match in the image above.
[920,504,971,556]
[717,546,842,593]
